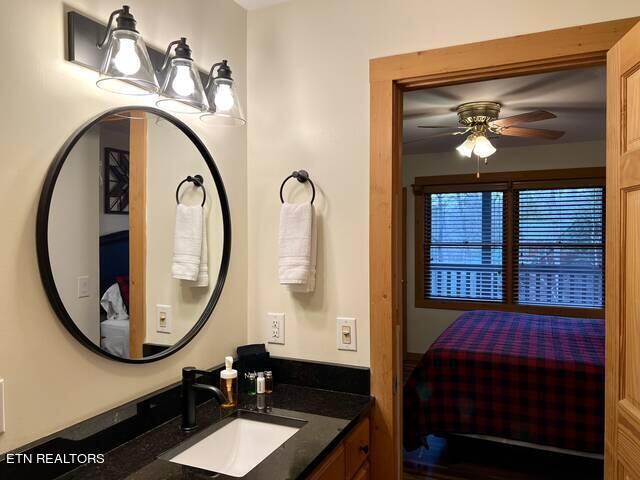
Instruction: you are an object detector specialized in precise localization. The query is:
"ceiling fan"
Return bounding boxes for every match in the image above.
[417,101,565,159]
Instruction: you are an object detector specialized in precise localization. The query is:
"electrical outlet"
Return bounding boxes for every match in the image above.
[77,276,89,298]
[267,312,285,345]
[156,305,172,334]
[337,317,357,351]
[0,379,5,433]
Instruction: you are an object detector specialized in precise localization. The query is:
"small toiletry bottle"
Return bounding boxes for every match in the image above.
[257,393,266,411]
[264,371,273,394]
[220,356,238,408]
[257,372,266,394]
[246,372,257,396]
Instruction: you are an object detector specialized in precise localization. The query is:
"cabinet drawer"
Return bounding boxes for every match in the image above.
[308,443,346,480]
[345,417,370,479]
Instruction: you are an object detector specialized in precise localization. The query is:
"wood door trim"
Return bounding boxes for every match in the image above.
[370,18,639,84]
[369,17,639,480]
[129,113,147,359]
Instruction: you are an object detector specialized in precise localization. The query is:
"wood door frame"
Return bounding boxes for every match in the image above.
[369,17,639,480]
[129,112,147,359]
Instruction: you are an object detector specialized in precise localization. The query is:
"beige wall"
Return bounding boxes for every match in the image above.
[0,0,247,454]
[246,0,640,367]
[403,141,606,353]
[48,130,101,345]
[145,115,226,346]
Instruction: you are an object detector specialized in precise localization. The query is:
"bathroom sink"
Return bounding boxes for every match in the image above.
[163,411,305,477]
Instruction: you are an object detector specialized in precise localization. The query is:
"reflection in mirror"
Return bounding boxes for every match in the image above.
[46,110,226,360]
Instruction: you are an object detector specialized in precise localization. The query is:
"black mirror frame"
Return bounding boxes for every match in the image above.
[36,106,232,364]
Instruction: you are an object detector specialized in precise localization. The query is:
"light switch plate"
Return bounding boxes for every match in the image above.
[267,312,285,345]
[77,276,89,298]
[156,305,173,334]
[337,317,357,351]
[0,379,5,433]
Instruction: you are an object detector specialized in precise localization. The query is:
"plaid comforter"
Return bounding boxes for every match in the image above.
[403,310,605,453]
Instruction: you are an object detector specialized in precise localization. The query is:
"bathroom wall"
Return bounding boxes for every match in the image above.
[48,130,101,345]
[246,0,640,367]
[145,116,226,346]
[0,0,247,455]
[403,141,606,354]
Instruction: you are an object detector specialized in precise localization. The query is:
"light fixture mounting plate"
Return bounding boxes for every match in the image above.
[457,101,502,126]
[67,10,208,85]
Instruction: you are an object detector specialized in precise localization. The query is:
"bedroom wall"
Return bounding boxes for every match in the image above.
[246,0,639,367]
[48,130,101,345]
[0,0,247,455]
[145,117,226,347]
[403,140,606,354]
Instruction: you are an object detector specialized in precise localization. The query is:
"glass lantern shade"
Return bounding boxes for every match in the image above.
[96,30,159,95]
[201,78,246,126]
[156,58,208,114]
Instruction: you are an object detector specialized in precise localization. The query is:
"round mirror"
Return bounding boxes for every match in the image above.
[37,107,231,363]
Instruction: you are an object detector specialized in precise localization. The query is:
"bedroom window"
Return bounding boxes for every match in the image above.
[414,168,605,317]
[426,189,505,302]
[515,186,604,309]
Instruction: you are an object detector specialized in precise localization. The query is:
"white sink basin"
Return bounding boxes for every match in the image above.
[167,416,302,477]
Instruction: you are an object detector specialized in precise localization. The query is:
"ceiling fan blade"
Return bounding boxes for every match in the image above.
[499,126,565,140]
[490,110,556,127]
[403,132,463,144]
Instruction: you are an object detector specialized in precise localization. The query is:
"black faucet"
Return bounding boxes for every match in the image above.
[181,366,227,431]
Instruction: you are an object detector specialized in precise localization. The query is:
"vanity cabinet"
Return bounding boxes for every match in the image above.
[308,417,370,480]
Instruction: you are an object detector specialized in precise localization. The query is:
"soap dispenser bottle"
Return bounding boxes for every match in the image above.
[220,356,238,408]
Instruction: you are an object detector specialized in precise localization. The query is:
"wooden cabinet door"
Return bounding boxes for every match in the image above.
[308,443,346,480]
[606,18,640,480]
[345,418,370,479]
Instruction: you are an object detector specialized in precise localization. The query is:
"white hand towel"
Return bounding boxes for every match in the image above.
[172,204,203,281]
[279,202,316,292]
[286,210,316,293]
[194,209,209,287]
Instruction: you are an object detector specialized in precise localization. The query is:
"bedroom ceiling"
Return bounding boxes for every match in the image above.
[403,66,606,155]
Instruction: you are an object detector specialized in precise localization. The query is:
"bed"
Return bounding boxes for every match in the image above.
[403,310,605,454]
[99,230,130,357]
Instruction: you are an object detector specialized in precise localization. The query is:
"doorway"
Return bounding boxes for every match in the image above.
[368,17,640,480]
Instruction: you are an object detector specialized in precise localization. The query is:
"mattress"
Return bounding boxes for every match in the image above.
[403,310,605,453]
[100,318,130,358]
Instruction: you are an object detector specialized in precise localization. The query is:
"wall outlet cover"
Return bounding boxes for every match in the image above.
[156,304,173,334]
[267,312,285,345]
[337,317,357,351]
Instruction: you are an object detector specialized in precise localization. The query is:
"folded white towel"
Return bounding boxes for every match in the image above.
[172,204,203,281]
[195,209,209,287]
[286,210,316,293]
[279,202,316,292]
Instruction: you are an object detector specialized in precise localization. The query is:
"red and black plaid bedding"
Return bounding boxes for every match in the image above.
[403,310,604,453]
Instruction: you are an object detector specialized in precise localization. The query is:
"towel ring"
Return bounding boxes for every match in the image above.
[176,175,206,207]
[280,170,315,205]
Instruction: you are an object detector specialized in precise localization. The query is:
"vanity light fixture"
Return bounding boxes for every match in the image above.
[95,6,159,95]
[201,60,246,126]
[156,38,209,114]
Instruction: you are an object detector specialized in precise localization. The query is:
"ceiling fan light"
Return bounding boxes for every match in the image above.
[473,135,497,158]
[456,136,476,158]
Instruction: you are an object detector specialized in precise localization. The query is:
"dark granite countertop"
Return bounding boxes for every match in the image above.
[56,384,372,480]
